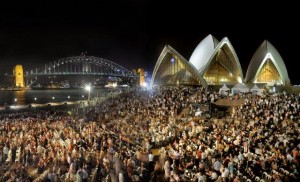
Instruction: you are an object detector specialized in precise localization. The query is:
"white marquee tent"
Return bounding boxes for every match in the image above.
[231,83,249,95]
[219,84,230,96]
[251,84,263,96]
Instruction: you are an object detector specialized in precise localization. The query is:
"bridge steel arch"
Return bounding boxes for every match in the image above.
[26,56,136,77]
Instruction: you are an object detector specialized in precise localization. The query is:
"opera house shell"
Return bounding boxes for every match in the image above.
[151,35,291,88]
[150,45,207,88]
[245,40,290,86]
[189,35,243,85]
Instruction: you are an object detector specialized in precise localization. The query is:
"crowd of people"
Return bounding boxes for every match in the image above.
[0,86,299,182]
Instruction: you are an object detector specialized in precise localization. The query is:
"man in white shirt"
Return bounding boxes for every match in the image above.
[148,151,155,172]
[213,159,221,171]
[149,151,154,162]
[211,171,218,180]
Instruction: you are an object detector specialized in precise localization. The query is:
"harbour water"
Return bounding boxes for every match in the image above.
[0,88,109,106]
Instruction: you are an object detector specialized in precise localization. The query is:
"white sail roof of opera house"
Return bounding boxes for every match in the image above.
[245,40,291,85]
[150,45,207,88]
[189,34,219,72]
[192,37,243,84]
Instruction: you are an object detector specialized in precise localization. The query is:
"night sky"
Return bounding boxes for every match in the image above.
[0,1,299,84]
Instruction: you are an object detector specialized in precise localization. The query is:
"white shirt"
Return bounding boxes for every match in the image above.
[221,168,229,178]
[211,171,218,180]
[3,146,9,155]
[149,153,154,162]
[213,160,221,171]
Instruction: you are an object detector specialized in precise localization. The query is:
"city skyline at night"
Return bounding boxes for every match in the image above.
[0,1,299,84]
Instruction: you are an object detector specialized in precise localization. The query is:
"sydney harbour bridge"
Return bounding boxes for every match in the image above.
[24,55,137,88]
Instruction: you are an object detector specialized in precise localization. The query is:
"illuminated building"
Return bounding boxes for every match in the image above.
[137,68,145,86]
[151,45,207,87]
[151,35,292,87]
[245,40,290,86]
[189,35,243,85]
[13,65,25,87]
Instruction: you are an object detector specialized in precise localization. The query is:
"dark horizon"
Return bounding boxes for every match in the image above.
[0,1,299,84]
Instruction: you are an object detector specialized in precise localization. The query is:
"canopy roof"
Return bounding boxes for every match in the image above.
[220,84,230,90]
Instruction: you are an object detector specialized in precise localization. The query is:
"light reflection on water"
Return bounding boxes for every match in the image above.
[0,89,107,106]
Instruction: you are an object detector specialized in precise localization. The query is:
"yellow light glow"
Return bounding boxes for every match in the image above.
[13,65,25,87]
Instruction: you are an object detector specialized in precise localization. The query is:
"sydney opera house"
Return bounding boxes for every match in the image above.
[151,34,291,88]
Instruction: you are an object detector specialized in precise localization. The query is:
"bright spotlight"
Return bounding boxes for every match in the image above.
[170,57,175,63]
[85,85,91,91]
[142,82,148,87]
[85,83,91,101]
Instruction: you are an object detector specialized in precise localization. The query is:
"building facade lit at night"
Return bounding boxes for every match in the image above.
[245,40,291,86]
[13,64,25,87]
